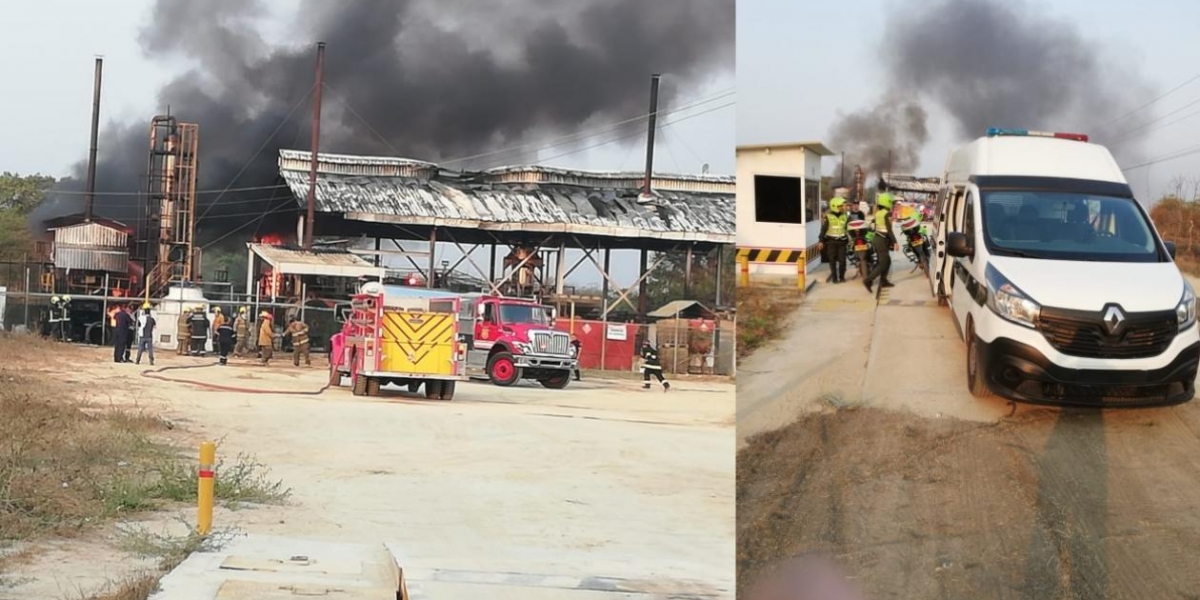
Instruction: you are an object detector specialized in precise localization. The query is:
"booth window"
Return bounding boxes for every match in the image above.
[754,175,803,224]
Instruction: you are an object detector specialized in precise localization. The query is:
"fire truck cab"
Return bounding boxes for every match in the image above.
[459,294,577,388]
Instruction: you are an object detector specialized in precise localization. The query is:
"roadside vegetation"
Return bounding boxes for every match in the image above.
[1150,177,1200,277]
[736,287,803,360]
[0,332,289,599]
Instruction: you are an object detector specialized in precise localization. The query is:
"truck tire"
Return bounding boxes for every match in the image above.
[425,380,444,399]
[440,381,456,400]
[487,352,521,387]
[539,372,571,389]
[966,320,994,399]
[366,377,381,397]
[352,371,368,396]
[408,381,421,394]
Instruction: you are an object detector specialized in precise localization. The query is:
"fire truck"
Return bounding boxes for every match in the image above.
[357,287,578,388]
[333,282,466,400]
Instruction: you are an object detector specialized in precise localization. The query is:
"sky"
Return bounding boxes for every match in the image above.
[737,0,1200,202]
[0,0,734,289]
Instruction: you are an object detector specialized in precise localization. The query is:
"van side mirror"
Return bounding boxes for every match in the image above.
[1165,241,1177,259]
[946,232,973,258]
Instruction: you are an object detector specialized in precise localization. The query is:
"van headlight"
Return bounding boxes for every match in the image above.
[1177,281,1196,331]
[985,264,1040,328]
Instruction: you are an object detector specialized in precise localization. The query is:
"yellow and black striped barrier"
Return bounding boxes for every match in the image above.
[736,247,808,292]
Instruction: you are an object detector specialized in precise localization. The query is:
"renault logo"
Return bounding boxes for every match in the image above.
[1102,304,1126,336]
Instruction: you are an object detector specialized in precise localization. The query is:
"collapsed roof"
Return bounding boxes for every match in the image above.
[278,150,734,250]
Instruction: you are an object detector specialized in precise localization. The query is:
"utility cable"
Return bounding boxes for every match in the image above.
[1093,72,1200,131]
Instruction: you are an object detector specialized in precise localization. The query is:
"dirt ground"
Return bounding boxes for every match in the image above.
[737,253,1200,599]
[5,345,734,599]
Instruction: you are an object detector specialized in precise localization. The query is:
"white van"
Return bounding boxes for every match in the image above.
[930,128,1199,406]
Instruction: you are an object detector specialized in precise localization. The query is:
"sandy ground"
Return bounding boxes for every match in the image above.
[737,252,1200,599]
[6,348,734,599]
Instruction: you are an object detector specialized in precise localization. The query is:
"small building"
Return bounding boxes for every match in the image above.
[735,142,835,284]
[43,215,134,294]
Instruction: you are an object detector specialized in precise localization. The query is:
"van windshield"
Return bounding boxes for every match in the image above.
[981,190,1164,262]
[498,304,549,325]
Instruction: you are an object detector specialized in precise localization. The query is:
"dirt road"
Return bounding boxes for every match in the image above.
[737,252,1200,599]
[11,349,734,599]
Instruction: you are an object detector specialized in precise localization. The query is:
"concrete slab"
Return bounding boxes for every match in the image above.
[150,536,403,600]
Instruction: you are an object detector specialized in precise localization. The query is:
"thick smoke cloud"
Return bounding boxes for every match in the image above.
[829,0,1153,181]
[33,0,733,246]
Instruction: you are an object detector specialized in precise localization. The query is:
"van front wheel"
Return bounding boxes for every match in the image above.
[966,321,994,399]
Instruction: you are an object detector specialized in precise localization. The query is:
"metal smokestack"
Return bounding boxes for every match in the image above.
[304,41,325,250]
[84,57,103,221]
[642,73,661,196]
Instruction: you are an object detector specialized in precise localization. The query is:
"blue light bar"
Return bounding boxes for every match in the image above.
[987,127,1028,137]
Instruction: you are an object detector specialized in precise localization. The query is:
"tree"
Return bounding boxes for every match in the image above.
[0,172,56,214]
[641,245,735,310]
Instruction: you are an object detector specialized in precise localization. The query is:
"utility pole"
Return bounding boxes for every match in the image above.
[840,152,845,187]
[304,42,325,250]
[84,57,103,221]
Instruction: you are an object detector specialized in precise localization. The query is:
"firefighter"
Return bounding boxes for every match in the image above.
[216,315,235,366]
[211,307,226,346]
[285,315,311,367]
[819,190,851,284]
[570,334,582,381]
[640,339,670,392]
[234,307,250,357]
[188,306,210,356]
[258,312,275,366]
[177,307,192,355]
[113,303,134,364]
[865,181,898,293]
[135,302,156,366]
[46,295,62,340]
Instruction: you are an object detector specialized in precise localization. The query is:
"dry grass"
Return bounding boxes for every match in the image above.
[735,286,803,360]
[0,332,287,594]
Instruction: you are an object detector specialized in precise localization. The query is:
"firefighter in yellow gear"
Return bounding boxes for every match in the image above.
[258,312,275,365]
[234,307,250,357]
[177,307,192,355]
[285,316,311,367]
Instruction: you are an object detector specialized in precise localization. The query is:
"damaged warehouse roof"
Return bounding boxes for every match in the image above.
[277,150,734,247]
[881,173,941,195]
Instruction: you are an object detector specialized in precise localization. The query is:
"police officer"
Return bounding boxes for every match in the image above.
[819,189,851,284]
[234,307,251,357]
[113,303,133,363]
[286,315,311,367]
[188,306,210,356]
[865,181,898,293]
[640,339,670,392]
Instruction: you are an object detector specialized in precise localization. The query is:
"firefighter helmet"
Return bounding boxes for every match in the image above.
[51,295,60,304]
[62,295,72,303]
[213,306,222,313]
[141,301,151,309]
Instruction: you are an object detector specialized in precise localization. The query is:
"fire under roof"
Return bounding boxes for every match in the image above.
[277,150,734,250]
[248,243,385,279]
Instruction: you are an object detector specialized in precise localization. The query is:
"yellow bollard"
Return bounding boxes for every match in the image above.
[797,251,807,293]
[739,256,750,287]
[197,441,216,535]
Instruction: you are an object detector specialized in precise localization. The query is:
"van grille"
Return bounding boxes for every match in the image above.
[1037,307,1177,359]
[532,331,570,356]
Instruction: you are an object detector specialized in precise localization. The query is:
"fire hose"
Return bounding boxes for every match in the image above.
[140,361,339,395]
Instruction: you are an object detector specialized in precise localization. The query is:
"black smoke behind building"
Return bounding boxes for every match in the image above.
[829,0,1153,181]
[33,0,734,246]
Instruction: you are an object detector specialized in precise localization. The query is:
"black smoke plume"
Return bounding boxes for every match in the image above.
[830,0,1153,180]
[33,0,733,246]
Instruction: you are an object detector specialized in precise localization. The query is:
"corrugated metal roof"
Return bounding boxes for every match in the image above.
[278,150,734,243]
[53,247,129,273]
[249,243,385,278]
[647,299,716,319]
[881,173,941,194]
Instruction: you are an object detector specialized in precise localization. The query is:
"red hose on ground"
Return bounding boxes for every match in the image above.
[139,362,338,395]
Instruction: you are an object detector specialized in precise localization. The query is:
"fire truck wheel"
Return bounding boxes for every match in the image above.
[425,380,444,399]
[366,377,381,397]
[539,372,571,389]
[407,381,421,394]
[439,381,456,400]
[487,352,521,387]
[352,372,368,396]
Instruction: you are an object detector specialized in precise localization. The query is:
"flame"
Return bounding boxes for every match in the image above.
[258,233,285,245]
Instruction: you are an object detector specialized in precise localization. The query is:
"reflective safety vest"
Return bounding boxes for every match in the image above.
[825,212,848,238]
[874,208,889,232]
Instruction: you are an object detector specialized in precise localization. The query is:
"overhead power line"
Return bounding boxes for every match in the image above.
[1093,72,1200,131]
[1120,142,1200,172]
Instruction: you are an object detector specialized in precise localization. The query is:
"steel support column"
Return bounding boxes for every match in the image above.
[715,245,724,307]
[427,228,437,289]
[555,240,566,295]
[684,243,694,298]
[638,248,649,317]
